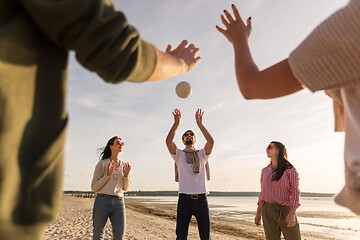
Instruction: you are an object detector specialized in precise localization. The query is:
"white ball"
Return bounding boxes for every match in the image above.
[175,81,192,98]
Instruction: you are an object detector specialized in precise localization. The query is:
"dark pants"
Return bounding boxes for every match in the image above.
[176,194,211,240]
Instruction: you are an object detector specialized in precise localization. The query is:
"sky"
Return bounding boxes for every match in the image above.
[63,0,348,194]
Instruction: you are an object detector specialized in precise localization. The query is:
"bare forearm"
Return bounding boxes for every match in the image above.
[233,44,303,99]
[198,124,213,144]
[166,122,179,141]
[198,123,214,155]
[234,46,303,99]
[289,206,297,215]
[147,48,186,82]
[233,42,259,96]
[256,205,262,214]
[166,122,179,154]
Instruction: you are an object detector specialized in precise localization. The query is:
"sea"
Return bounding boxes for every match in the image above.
[130,196,360,240]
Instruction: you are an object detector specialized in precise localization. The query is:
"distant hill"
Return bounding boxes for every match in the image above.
[64,190,334,198]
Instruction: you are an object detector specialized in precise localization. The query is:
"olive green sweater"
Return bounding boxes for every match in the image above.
[0,0,155,239]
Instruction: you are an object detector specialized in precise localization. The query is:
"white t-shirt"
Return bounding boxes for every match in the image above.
[341,86,360,173]
[171,148,209,194]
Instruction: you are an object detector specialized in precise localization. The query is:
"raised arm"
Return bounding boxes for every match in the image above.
[166,109,181,155]
[195,109,214,155]
[20,1,200,84]
[147,40,201,82]
[216,4,303,99]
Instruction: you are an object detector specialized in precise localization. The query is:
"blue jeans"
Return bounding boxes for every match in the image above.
[92,194,125,240]
[176,194,211,240]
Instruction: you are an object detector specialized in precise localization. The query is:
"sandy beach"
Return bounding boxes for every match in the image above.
[45,195,262,239]
[44,195,355,240]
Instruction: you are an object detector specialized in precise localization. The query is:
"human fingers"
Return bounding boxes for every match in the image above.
[108,161,113,169]
[216,25,227,36]
[166,44,172,53]
[223,9,235,23]
[187,44,195,51]
[195,56,202,63]
[287,220,295,228]
[196,108,203,117]
[231,4,242,22]
[220,14,229,27]
[246,17,252,34]
[108,162,114,175]
[192,47,201,55]
[177,40,189,49]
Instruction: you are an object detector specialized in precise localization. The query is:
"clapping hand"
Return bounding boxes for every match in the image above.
[107,161,116,176]
[123,162,131,177]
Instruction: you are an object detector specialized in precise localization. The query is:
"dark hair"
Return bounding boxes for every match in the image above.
[98,136,120,160]
[270,141,293,181]
[182,130,195,140]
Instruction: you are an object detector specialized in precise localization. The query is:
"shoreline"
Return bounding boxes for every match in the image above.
[44,195,356,240]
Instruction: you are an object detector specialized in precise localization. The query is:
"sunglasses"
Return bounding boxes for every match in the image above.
[184,132,194,137]
[267,144,277,150]
[116,140,125,146]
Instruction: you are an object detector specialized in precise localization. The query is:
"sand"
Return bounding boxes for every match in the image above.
[45,195,262,239]
[44,195,346,240]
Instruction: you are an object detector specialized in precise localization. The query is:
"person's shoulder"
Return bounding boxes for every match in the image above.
[262,164,271,171]
[285,166,298,174]
[198,148,208,156]
[98,158,110,165]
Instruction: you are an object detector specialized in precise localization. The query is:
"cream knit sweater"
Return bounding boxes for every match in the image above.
[91,159,131,197]
[289,0,360,92]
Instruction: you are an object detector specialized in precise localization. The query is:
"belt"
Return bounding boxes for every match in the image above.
[179,193,206,200]
[96,193,122,198]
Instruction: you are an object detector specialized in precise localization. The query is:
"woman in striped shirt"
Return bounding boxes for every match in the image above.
[254,141,301,240]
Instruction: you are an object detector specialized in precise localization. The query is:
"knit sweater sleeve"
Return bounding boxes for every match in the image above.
[123,176,131,192]
[288,0,360,92]
[91,160,110,193]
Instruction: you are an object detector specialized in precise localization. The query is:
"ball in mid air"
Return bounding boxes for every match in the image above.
[175,81,192,98]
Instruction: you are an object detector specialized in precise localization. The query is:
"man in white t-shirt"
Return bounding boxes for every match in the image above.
[166,108,214,240]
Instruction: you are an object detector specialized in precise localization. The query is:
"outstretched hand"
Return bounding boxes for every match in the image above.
[166,40,201,74]
[216,4,252,44]
[195,108,204,126]
[172,108,181,125]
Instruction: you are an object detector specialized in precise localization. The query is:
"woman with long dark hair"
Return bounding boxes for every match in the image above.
[91,136,131,240]
[254,141,301,240]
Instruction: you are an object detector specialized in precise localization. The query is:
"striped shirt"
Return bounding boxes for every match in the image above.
[258,164,301,208]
